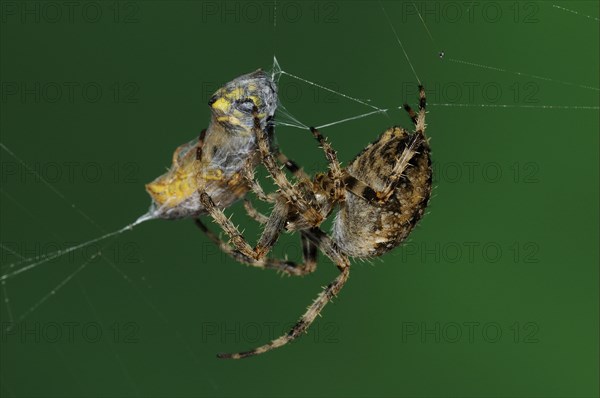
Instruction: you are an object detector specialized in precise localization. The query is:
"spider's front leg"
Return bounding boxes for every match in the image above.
[343,92,428,207]
[196,179,319,277]
[198,172,306,262]
[309,127,345,201]
[208,192,314,265]
[240,162,276,204]
[218,227,350,359]
[402,85,427,132]
[242,199,319,274]
[193,127,262,260]
[198,191,260,260]
[378,132,424,201]
[340,132,423,205]
[194,218,316,276]
[197,133,318,263]
[380,86,428,200]
[252,108,324,226]
[243,199,269,224]
[241,147,313,206]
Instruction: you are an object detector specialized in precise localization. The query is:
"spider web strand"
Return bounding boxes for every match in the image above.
[380,1,422,85]
[552,4,600,22]
[0,214,153,280]
[0,142,106,231]
[278,70,384,112]
[4,251,101,332]
[315,109,389,129]
[429,103,599,110]
[447,58,599,92]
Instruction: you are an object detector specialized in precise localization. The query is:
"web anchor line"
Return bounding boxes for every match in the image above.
[447,58,599,92]
[380,1,422,85]
[271,56,389,132]
[1,281,14,323]
[0,213,154,281]
[429,103,599,110]
[552,4,600,22]
[278,69,384,112]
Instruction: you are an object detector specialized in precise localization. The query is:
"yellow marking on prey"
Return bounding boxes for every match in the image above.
[146,147,229,208]
[226,87,244,99]
[145,159,199,207]
[211,97,231,113]
[217,115,242,126]
[227,172,242,187]
[201,169,224,181]
[248,95,261,106]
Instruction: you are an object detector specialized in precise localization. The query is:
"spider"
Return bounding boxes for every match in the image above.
[143,69,312,272]
[196,85,432,359]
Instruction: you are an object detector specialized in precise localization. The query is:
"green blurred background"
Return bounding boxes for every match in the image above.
[1,1,598,397]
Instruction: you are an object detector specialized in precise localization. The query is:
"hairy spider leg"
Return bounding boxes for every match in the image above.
[218,86,430,359]
[380,85,427,199]
[217,227,349,359]
[309,127,346,201]
[252,108,324,226]
[193,218,315,276]
[339,86,428,204]
[196,107,322,262]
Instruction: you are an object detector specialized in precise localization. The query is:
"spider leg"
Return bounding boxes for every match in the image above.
[198,111,323,260]
[243,198,319,273]
[199,187,281,261]
[276,151,311,180]
[379,86,428,199]
[337,127,414,205]
[342,173,386,204]
[308,122,422,207]
[199,190,307,263]
[243,199,268,224]
[277,151,321,211]
[252,108,324,226]
[192,126,259,259]
[242,148,311,204]
[309,127,345,201]
[378,132,424,201]
[299,231,318,274]
[249,195,322,263]
[402,104,418,126]
[191,115,319,268]
[415,84,427,135]
[218,228,349,359]
[241,162,277,204]
[199,191,258,260]
[401,85,427,129]
[338,128,424,206]
[194,218,315,276]
[253,197,288,258]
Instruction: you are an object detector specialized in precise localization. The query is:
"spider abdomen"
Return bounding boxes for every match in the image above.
[332,128,432,258]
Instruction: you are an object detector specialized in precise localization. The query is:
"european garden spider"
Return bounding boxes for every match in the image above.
[196,86,432,359]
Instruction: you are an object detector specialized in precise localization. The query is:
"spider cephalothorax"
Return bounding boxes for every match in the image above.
[195,85,432,358]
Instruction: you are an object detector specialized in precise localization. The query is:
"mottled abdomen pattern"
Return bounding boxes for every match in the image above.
[333,126,432,258]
